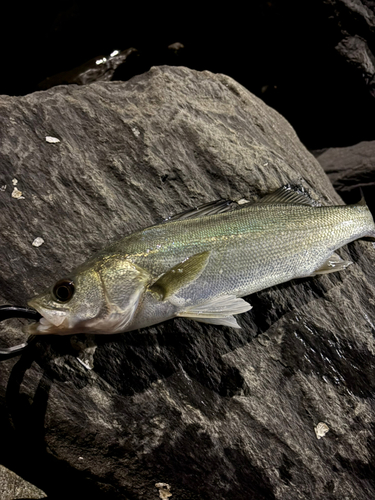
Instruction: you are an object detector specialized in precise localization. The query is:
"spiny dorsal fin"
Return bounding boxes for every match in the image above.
[149,251,210,300]
[254,185,321,207]
[164,199,238,222]
[163,185,320,224]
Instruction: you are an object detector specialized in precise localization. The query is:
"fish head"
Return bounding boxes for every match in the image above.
[26,266,105,335]
[25,257,151,335]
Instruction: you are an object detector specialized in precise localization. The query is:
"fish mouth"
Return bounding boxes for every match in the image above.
[25,316,64,335]
[24,299,139,336]
[24,300,70,335]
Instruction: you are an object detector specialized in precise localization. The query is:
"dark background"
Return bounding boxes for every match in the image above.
[1,0,375,150]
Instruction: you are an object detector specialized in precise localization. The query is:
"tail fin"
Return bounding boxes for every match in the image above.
[358,196,367,207]
[361,191,375,240]
[355,190,375,240]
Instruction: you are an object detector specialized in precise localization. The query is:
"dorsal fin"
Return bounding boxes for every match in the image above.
[162,185,320,224]
[254,185,321,207]
[163,199,238,223]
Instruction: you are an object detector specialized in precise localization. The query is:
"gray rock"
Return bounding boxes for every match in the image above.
[0,464,46,499]
[313,141,375,212]
[325,0,375,98]
[0,66,374,499]
[4,1,375,148]
[313,141,375,193]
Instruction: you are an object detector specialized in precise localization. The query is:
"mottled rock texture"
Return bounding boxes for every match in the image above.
[0,464,46,500]
[0,66,374,499]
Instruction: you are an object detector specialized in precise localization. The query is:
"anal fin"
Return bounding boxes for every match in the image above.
[177,294,251,328]
[309,252,352,276]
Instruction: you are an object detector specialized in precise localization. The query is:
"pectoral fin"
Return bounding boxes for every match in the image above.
[309,252,352,276]
[178,294,252,328]
[150,251,210,300]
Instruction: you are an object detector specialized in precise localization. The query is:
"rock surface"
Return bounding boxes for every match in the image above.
[0,464,46,500]
[3,1,375,149]
[0,66,374,499]
[313,141,375,211]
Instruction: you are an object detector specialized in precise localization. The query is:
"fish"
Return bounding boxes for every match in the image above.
[25,186,375,335]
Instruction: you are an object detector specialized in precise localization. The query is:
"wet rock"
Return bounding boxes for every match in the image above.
[38,48,138,90]
[37,42,187,92]
[0,66,374,499]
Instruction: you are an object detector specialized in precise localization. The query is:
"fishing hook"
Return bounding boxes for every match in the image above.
[0,305,41,360]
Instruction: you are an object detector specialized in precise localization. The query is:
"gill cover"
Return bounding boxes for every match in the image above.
[96,257,151,333]
[27,258,151,335]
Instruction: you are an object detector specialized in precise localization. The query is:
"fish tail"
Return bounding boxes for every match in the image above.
[349,195,375,240]
[355,197,375,240]
[357,196,367,206]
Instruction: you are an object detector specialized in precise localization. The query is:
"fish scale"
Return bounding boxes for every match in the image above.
[25,187,375,335]
[129,204,371,297]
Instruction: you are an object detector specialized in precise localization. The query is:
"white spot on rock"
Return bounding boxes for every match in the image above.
[168,42,184,51]
[0,185,6,191]
[12,178,18,185]
[45,136,61,143]
[32,237,45,247]
[76,358,93,371]
[314,422,329,439]
[70,335,97,370]
[237,198,249,205]
[155,483,172,499]
[131,126,140,137]
[12,187,24,199]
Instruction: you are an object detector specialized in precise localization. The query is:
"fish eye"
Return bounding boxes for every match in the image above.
[53,279,75,302]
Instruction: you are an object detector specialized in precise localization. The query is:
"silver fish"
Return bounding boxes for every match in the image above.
[26,186,375,335]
